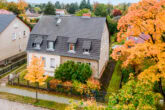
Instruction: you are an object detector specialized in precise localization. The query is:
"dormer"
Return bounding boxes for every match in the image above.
[82,41,91,55]
[67,37,77,53]
[33,37,43,50]
[47,36,57,51]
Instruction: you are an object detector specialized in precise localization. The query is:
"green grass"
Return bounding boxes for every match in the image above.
[0,92,68,110]
[105,61,122,99]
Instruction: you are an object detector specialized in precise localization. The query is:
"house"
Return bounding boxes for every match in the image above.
[26,9,42,20]
[127,34,150,44]
[26,15,109,79]
[56,9,67,16]
[0,12,30,65]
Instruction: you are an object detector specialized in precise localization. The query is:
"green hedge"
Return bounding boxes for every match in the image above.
[55,61,92,83]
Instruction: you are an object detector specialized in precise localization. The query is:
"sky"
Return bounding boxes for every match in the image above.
[7,0,140,5]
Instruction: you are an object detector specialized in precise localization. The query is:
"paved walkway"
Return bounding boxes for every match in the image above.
[0,99,49,110]
[0,86,79,105]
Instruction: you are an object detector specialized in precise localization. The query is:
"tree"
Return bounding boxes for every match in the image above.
[66,2,79,14]
[112,9,122,17]
[34,7,41,13]
[17,0,28,14]
[75,8,90,16]
[80,0,87,9]
[55,61,92,83]
[55,1,61,9]
[7,2,21,15]
[44,2,56,15]
[0,0,7,9]
[111,0,165,100]
[106,15,118,35]
[93,3,108,17]
[108,74,161,110]
[24,55,47,102]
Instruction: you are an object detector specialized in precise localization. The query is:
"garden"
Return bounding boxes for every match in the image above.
[9,60,107,102]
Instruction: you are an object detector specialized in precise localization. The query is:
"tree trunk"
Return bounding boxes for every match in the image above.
[158,78,165,101]
[35,82,38,102]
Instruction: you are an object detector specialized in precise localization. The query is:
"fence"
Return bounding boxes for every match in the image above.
[0,58,27,76]
[8,75,112,102]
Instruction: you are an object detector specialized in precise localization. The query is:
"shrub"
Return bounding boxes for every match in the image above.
[55,61,92,83]
[106,15,118,35]
[19,69,28,80]
[86,78,101,91]
[49,79,62,89]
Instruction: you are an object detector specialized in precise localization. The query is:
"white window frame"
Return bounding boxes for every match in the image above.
[12,33,17,40]
[83,49,90,55]
[68,43,75,53]
[42,57,46,67]
[50,58,55,68]
[47,41,54,51]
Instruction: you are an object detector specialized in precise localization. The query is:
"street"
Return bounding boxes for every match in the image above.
[0,99,49,110]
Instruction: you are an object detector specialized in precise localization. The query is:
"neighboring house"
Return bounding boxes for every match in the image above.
[0,13,30,65]
[127,34,150,44]
[0,9,13,15]
[27,15,109,79]
[26,9,42,20]
[56,9,67,16]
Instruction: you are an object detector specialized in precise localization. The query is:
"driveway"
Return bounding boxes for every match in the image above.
[0,99,49,110]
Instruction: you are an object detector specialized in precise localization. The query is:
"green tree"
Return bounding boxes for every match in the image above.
[0,0,7,9]
[55,1,61,9]
[44,2,56,15]
[80,0,87,9]
[94,4,108,17]
[75,8,90,16]
[108,75,161,110]
[34,7,41,13]
[66,2,79,14]
[7,2,21,15]
[106,15,118,35]
[55,61,92,83]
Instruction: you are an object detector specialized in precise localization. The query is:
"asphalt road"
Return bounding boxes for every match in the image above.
[0,99,49,110]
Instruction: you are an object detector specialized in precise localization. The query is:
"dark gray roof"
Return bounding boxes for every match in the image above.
[31,16,106,40]
[67,37,77,44]
[82,41,91,50]
[47,36,57,41]
[0,14,16,33]
[34,37,43,44]
[27,16,107,60]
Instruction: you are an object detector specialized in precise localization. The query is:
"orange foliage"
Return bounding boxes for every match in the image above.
[111,0,165,83]
[49,79,62,88]
[24,55,48,85]
[17,0,27,14]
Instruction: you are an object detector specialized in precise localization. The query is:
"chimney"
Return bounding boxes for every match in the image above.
[82,13,91,18]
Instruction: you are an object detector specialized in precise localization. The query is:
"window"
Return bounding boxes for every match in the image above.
[50,58,55,68]
[12,33,16,40]
[47,42,54,50]
[83,49,90,54]
[42,57,46,67]
[23,31,26,37]
[69,44,75,51]
[33,43,40,49]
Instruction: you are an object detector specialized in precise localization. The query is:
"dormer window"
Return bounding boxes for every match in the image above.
[33,37,43,50]
[69,43,75,51]
[47,41,55,51]
[82,41,91,55]
[47,36,57,51]
[67,37,77,53]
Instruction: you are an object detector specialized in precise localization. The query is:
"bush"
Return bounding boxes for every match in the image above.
[55,61,92,83]
[106,15,118,35]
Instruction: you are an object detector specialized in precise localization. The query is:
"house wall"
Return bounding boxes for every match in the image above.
[98,24,109,78]
[60,56,99,78]
[27,52,61,76]
[0,17,30,62]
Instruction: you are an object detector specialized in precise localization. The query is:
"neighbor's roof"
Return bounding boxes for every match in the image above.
[0,14,16,33]
[0,9,13,15]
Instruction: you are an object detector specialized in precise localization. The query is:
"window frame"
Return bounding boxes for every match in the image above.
[50,58,55,68]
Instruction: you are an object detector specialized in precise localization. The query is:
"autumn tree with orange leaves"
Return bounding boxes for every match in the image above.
[111,0,165,100]
[24,55,47,102]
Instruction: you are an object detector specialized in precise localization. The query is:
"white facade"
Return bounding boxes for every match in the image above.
[27,52,61,77]
[0,17,30,62]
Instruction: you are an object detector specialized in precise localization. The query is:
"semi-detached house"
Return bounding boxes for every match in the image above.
[26,15,109,79]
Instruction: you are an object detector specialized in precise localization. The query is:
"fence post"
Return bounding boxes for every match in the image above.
[17,76,19,85]
[47,82,50,91]
[27,81,29,87]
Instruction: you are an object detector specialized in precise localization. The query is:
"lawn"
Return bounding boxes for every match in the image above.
[105,61,122,99]
[0,92,68,110]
